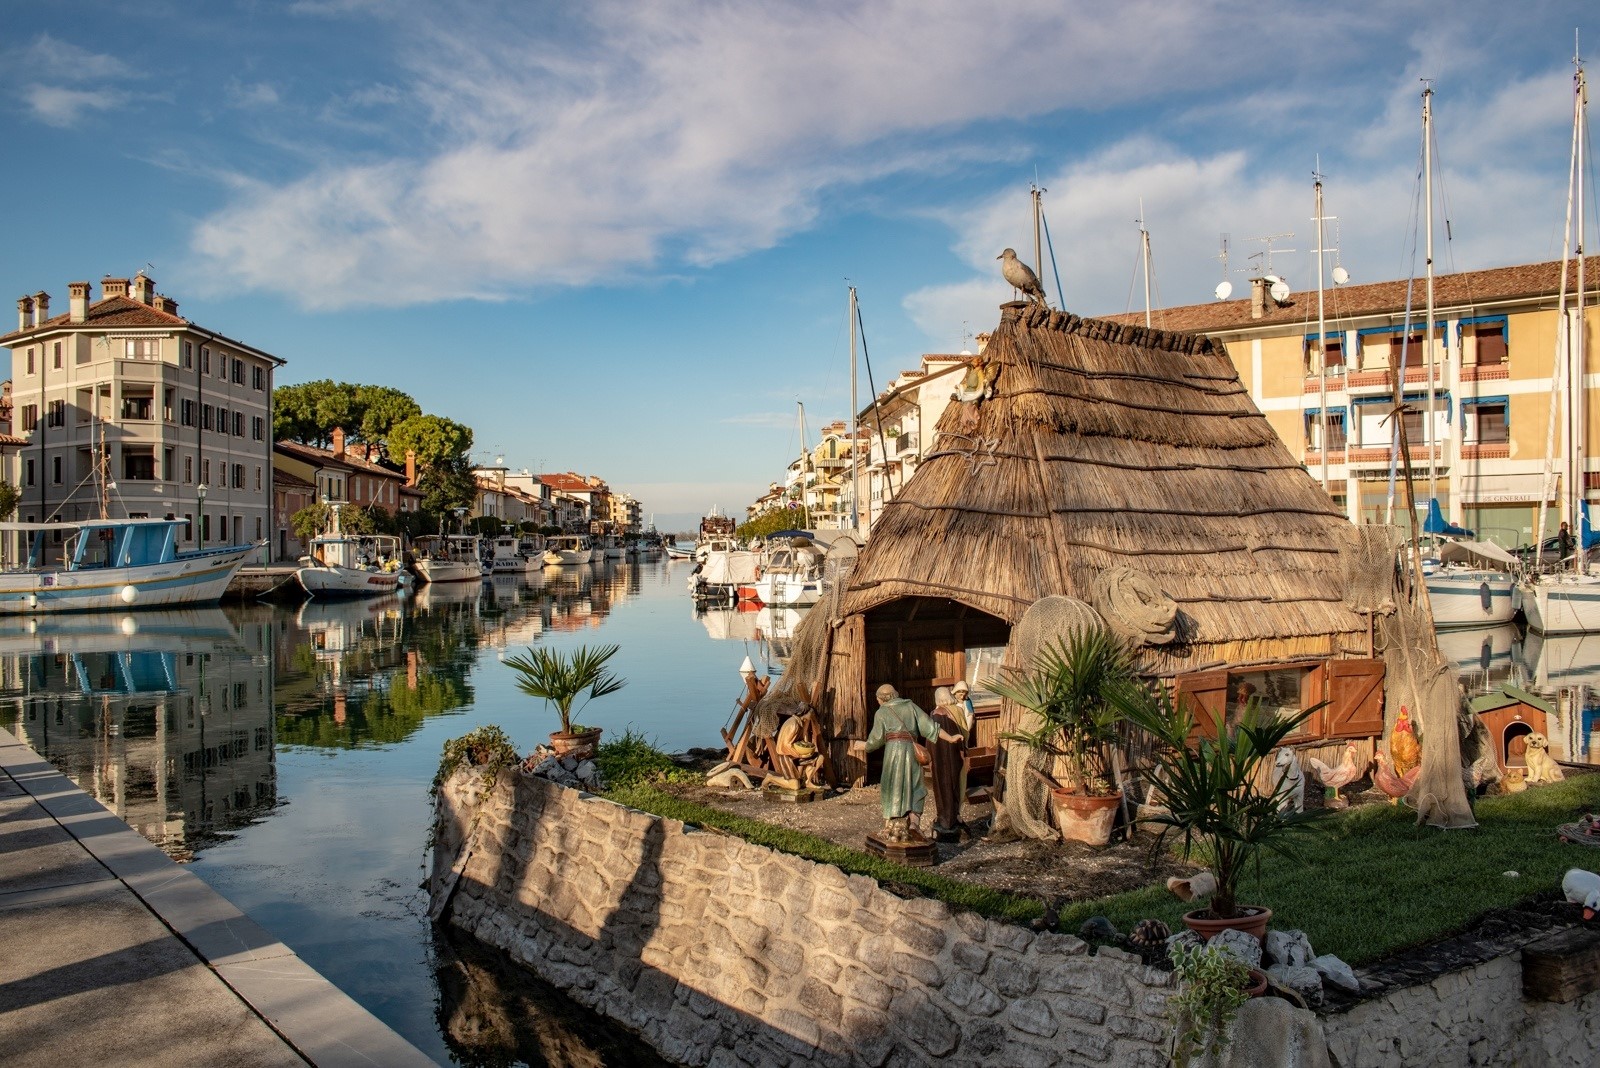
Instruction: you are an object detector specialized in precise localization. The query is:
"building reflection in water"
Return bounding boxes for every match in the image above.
[0,609,276,861]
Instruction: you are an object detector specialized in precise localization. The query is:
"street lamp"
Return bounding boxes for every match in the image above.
[196,484,208,550]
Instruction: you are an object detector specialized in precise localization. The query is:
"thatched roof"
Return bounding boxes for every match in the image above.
[838,301,1369,671]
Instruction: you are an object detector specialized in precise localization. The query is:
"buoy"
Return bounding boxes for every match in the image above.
[739,655,756,675]
[26,594,38,609]
[120,585,138,604]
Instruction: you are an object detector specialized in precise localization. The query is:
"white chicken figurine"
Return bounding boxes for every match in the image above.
[1303,742,1366,809]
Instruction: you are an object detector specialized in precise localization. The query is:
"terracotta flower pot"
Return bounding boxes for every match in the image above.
[549,727,602,759]
[1050,788,1121,846]
[1245,969,1269,998]
[1181,906,1273,945]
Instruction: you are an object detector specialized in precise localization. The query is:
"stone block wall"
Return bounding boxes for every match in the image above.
[1321,951,1600,1068]
[431,769,1176,1066]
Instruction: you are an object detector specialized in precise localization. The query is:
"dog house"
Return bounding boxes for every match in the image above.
[1470,686,1554,774]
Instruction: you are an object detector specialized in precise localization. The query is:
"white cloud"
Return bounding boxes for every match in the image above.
[14,35,131,82]
[188,0,1388,309]
[227,80,281,108]
[24,85,121,127]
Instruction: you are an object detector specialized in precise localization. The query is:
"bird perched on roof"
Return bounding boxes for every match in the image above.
[998,248,1048,306]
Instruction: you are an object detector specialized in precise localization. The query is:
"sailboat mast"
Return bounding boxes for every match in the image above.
[1537,58,1583,564]
[1315,171,1330,495]
[849,285,860,533]
[1423,85,1438,506]
[1575,54,1589,572]
[1031,183,1046,308]
[1138,200,1153,329]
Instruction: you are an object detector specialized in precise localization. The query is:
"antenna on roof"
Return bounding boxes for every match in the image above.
[1214,234,1233,300]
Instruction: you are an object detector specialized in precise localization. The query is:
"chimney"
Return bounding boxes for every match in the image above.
[17,296,33,332]
[68,281,90,322]
[331,427,346,458]
[152,295,178,316]
[101,276,129,299]
[1250,277,1268,320]
[405,449,416,487]
[131,271,155,304]
[32,291,49,322]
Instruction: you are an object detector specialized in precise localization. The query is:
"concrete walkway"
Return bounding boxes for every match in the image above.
[0,727,437,1067]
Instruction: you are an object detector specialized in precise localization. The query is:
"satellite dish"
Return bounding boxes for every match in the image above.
[1332,265,1350,285]
[1215,280,1234,301]
[1269,279,1291,304]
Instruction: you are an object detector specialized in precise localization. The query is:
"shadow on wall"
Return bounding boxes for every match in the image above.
[433,925,676,1068]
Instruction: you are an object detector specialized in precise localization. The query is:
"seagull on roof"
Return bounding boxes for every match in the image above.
[997,248,1048,306]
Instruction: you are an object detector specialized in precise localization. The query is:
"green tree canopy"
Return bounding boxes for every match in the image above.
[273,380,422,451]
[353,385,422,444]
[387,413,473,469]
[418,455,479,516]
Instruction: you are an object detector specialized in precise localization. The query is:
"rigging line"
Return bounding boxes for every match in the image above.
[1040,207,1066,309]
[1427,108,1472,308]
[853,297,897,503]
[1123,237,1142,316]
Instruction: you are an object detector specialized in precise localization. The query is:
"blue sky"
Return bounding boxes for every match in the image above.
[0,1,1594,530]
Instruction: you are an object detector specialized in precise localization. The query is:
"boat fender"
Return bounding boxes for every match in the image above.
[120,585,139,604]
[1479,582,1492,613]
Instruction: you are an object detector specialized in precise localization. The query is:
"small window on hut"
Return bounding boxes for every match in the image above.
[1228,665,1321,739]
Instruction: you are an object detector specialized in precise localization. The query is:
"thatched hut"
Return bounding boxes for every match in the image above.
[781,302,1398,788]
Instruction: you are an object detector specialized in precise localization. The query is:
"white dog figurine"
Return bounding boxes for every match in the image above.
[1562,868,1600,921]
[1524,732,1566,785]
[1273,746,1305,813]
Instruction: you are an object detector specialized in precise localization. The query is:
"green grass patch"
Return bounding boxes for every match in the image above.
[608,772,1600,965]
[1057,773,1600,965]
[605,782,1045,923]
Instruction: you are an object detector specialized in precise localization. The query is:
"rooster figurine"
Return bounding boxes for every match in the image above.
[1372,750,1420,804]
[1390,706,1421,777]
[1303,742,1367,809]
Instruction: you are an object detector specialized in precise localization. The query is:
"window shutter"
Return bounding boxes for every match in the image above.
[1173,669,1228,743]
[1324,659,1385,738]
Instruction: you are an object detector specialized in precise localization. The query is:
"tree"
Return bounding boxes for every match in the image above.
[291,502,375,545]
[387,414,473,469]
[273,380,422,451]
[417,455,478,516]
[353,385,421,445]
[735,507,810,540]
[0,481,18,522]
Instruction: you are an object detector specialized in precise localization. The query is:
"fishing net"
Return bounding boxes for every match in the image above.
[1377,585,1477,829]
[1089,566,1178,646]
[1341,525,1404,614]
[755,575,850,736]
[991,596,1107,841]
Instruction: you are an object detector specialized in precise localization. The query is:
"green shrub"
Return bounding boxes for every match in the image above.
[595,729,700,789]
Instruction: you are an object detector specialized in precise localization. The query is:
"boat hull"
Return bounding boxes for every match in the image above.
[1516,574,1600,634]
[748,574,822,607]
[297,565,403,599]
[544,549,593,565]
[1427,570,1516,628]
[0,544,256,614]
[414,559,484,584]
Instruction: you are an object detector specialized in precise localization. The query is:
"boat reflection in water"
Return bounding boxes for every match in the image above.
[1514,629,1600,766]
[0,608,276,860]
[1437,623,1518,697]
[696,602,806,675]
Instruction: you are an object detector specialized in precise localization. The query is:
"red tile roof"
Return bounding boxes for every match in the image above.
[1102,255,1600,336]
[274,439,407,480]
[272,467,317,488]
[0,295,186,345]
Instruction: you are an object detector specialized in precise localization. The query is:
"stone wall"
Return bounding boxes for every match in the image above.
[431,768,1176,1066]
[1321,951,1600,1068]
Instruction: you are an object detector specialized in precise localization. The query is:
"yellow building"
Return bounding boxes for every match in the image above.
[1110,257,1600,547]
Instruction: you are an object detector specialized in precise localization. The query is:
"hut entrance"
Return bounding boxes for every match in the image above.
[858,598,1009,784]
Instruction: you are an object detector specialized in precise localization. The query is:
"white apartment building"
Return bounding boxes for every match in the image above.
[1,273,282,559]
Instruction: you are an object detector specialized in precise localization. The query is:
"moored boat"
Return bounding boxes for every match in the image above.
[1424,539,1517,628]
[413,534,485,584]
[296,509,408,599]
[484,534,541,576]
[0,518,255,614]
[544,534,594,565]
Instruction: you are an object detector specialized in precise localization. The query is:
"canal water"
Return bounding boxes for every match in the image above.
[0,556,798,1066]
[9,563,1600,1065]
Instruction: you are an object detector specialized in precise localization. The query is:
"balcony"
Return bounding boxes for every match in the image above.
[1342,364,1447,393]
[1460,364,1509,383]
[1461,442,1510,460]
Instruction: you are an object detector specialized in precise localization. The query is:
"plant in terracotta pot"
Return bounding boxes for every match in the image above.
[502,643,627,759]
[988,626,1138,846]
[1166,940,1263,1068]
[1112,684,1328,940]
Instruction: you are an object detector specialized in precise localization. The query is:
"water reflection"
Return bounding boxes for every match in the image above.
[0,609,276,859]
[1514,629,1600,765]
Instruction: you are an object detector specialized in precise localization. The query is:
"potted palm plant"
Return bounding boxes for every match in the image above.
[988,627,1137,846]
[1112,683,1327,941]
[502,643,627,758]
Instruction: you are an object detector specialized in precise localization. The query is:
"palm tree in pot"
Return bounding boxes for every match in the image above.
[503,643,627,759]
[988,627,1138,846]
[1112,683,1327,940]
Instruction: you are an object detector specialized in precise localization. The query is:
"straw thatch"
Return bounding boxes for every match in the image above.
[846,302,1367,658]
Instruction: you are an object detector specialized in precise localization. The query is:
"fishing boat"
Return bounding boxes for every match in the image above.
[0,518,255,614]
[296,509,408,599]
[690,536,762,602]
[544,534,594,565]
[1516,55,1600,633]
[484,533,540,576]
[596,534,626,560]
[1420,503,1517,627]
[412,534,485,584]
[745,538,826,607]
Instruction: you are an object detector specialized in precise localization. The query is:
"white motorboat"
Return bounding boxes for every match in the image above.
[413,534,485,584]
[544,534,594,565]
[296,508,408,599]
[1424,540,1517,628]
[1514,573,1600,635]
[597,534,626,560]
[690,537,762,601]
[0,518,255,614]
[746,540,825,607]
[484,534,540,576]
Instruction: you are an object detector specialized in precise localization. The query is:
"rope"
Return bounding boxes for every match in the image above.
[1090,567,1178,645]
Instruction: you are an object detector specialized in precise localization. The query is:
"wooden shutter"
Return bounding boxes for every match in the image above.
[1173,669,1228,743]
[1297,663,1327,738]
[1323,659,1385,739]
